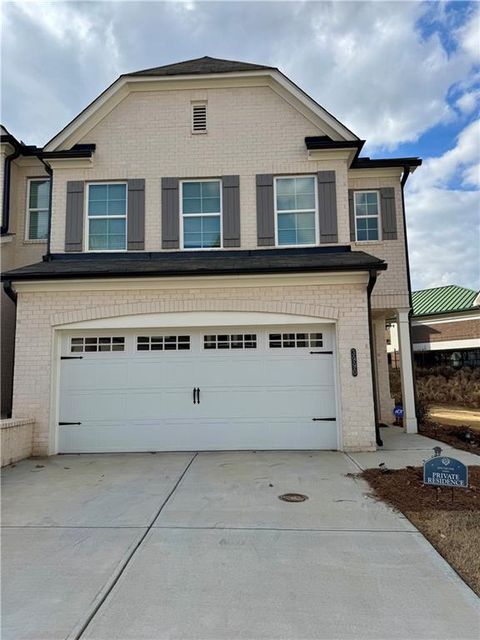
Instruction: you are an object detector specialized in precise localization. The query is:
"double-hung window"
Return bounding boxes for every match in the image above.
[275,176,317,246]
[26,178,50,240]
[181,180,221,249]
[87,183,127,251]
[354,191,380,241]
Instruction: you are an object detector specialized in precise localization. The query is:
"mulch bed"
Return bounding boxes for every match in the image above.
[419,420,480,456]
[360,466,480,595]
[362,466,479,512]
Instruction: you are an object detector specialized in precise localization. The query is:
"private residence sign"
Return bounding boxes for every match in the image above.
[423,455,468,488]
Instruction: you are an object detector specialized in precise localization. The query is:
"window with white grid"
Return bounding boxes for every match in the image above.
[204,334,257,350]
[137,336,191,351]
[268,333,323,348]
[70,337,125,353]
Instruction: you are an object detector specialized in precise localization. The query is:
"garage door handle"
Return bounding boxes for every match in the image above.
[193,388,197,404]
[197,387,201,404]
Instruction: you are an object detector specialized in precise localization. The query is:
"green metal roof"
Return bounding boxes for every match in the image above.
[412,285,479,317]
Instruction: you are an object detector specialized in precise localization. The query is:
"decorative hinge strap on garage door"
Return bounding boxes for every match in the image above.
[60,356,83,360]
[310,351,333,354]
[312,418,336,421]
[58,422,82,426]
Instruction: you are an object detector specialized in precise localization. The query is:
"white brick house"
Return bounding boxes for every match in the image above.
[1,57,421,455]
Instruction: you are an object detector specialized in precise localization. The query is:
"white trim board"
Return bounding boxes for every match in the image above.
[413,338,480,351]
[58,311,337,330]
[12,270,370,293]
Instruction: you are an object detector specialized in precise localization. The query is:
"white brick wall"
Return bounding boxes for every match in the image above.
[12,280,377,454]
[46,84,410,308]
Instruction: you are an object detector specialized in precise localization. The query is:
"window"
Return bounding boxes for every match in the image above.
[181,180,221,249]
[26,178,50,240]
[70,337,125,353]
[354,191,380,241]
[137,336,190,351]
[87,183,127,251]
[275,176,317,246]
[192,103,207,133]
[269,332,323,348]
[204,334,257,350]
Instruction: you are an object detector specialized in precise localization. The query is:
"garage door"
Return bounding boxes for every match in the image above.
[58,325,338,452]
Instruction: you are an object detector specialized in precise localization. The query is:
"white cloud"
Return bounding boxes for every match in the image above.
[456,89,480,115]
[1,0,478,290]
[406,119,480,290]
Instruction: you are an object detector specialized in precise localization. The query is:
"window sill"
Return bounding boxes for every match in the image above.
[23,239,48,245]
[353,240,384,246]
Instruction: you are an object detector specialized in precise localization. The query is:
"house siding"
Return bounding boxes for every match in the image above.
[12,280,376,455]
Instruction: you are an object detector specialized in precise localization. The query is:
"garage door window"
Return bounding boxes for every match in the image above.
[204,334,257,349]
[71,337,125,353]
[269,333,323,348]
[137,336,191,351]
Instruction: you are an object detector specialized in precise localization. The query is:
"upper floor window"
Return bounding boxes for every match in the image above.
[87,183,127,251]
[181,180,221,249]
[275,176,317,246]
[354,191,380,241]
[26,178,50,240]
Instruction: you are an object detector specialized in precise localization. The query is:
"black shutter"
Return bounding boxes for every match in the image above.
[222,175,240,247]
[317,171,338,243]
[127,179,145,250]
[161,178,179,249]
[256,174,275,246]
[380,187,397,240]
[65,181,84,252]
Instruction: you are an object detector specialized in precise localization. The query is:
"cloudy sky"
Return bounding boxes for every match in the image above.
[2,0,479,291]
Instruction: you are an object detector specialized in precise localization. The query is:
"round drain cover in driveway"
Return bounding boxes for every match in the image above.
[278,493,308,503]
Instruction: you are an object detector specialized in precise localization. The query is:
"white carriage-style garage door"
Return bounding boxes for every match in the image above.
[58,324,338,452]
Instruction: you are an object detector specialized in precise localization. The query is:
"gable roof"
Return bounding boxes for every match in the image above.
[412,285,480,317]
[43,55,359,151]
[128,56,275,77]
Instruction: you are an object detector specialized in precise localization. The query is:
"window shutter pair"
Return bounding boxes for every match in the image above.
[348,188,397,241]
[256,172,338,246]
[65,180,145,252]
[161,176,241,249]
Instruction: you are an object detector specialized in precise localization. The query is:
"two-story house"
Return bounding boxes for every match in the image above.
[1,57,421,455]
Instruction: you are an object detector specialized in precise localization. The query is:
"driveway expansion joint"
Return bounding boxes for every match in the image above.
[71,452,198,640]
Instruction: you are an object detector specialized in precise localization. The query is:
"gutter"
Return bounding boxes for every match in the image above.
[400,166,419,421]
[367,270,383,447]
[1,140,21,235]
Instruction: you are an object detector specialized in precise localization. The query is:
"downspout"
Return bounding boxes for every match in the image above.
[39,158,53,259]
[367,269,383,447]
[400,166,419,420]
[3,279,17,303]
[2,279,17,418]
[1,143,21,235]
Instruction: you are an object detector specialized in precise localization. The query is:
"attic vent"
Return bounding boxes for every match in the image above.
[192,103,207,133]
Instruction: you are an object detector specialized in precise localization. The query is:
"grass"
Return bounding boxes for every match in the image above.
[361,466,480,596]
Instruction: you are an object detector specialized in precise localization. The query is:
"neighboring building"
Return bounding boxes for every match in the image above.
[1,56,421,455]
[1,126,50,417]
[411,285,480,368]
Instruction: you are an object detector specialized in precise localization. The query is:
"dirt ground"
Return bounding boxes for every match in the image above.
[361,466,480,596]
[429,405,480,432]
[420,421,480,455]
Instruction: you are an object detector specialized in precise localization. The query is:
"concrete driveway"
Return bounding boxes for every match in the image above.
[2,447,478,640]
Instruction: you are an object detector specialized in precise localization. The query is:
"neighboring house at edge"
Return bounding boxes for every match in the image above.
[388,285,480,369]
[1,56,422,455]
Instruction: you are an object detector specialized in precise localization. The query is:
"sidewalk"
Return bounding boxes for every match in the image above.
[349,425,480,470]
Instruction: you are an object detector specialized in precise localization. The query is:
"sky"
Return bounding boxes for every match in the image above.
[1,0,479,291]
